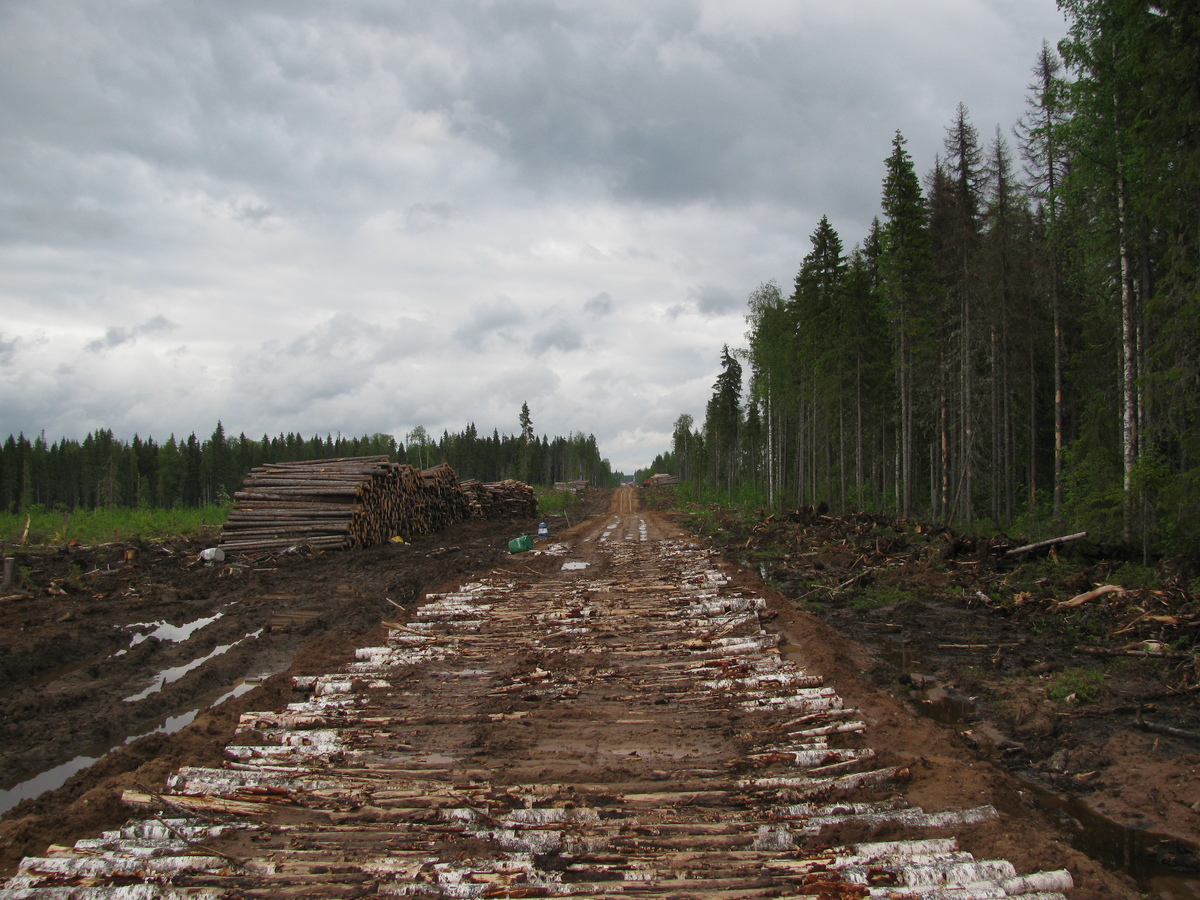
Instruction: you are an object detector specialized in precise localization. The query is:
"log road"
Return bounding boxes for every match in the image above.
[3,488,1077,898]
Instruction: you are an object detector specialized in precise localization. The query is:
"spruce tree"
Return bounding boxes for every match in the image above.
[880,131,932,516]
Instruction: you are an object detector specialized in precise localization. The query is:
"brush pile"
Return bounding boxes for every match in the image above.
[219,457,536,553]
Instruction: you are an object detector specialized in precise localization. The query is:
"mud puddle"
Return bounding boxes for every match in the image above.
[868,635,1200,896]
[1026,782,1200,898]
[0,673,270,816]
[123,628,263,702]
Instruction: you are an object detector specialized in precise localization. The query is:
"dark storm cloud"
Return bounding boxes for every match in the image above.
[230,200,278,228]
[0,0,1063,243]
[690,283,739,317]
[85,316,176,353]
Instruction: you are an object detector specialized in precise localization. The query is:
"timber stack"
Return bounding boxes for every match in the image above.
[460,478,538,520]
[219,457,536,554]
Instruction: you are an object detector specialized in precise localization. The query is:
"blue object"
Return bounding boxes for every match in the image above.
[538,522,549,537]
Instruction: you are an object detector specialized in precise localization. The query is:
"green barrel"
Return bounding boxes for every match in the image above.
[508,534,533,554]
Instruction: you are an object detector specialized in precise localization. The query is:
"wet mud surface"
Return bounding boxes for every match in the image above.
[0,488,1196,897]
[1,488,1137,898]
[0,499,605,876]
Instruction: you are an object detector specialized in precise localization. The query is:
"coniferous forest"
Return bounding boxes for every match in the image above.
[653,1,1199,555]
[0,417,614,513]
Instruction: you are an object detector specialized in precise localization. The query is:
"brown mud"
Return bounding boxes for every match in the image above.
[0,486,1196,898]
[655,490,1200,895]
[0,495,606,876]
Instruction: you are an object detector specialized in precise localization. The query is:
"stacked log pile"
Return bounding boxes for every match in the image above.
[419,464,472,531]
[219,458,536,554]
[460,478,538,520]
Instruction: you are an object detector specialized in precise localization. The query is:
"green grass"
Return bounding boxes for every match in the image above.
[846,584,922,612]
[534,488,580,517]
[1047,666,1109,704]
[0,504,232,545]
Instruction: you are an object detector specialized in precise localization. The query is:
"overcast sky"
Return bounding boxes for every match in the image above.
[0,0,1068,474]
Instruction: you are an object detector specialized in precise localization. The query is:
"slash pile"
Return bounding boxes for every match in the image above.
[5,509,1076,898]
[219,457,536,553]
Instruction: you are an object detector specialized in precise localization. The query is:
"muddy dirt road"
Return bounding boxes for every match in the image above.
[3,488,1138,897]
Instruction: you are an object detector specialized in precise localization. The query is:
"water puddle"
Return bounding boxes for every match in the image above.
[911,685,977,724]
[126,613,224,648]
[876,636,924,674]
[124,629,263,702]
[1026,781,1200,897]
[868,635,1200,893]
[562,561,590,571]
[0,674,269,816]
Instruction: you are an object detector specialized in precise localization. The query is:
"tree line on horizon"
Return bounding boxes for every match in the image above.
[0,413,615,513]
[651,1,1199,556]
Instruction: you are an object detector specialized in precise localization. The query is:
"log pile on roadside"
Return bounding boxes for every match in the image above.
[219,457,536,554]
[460,479,538,520]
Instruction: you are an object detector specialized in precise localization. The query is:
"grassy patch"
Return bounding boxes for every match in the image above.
[1107,562,1157,590]
[0,504,231,545]
[534,488,580,518]
[843,583,921,612]
[1047,666,1109,704]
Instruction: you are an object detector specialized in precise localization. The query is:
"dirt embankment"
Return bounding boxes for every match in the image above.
[651,490,1200,887]
[0,491,609,876]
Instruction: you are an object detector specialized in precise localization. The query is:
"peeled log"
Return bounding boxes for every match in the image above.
[1058,584,1124,608]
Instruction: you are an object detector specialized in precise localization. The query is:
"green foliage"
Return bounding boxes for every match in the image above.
[847,585,916,612]
[535,488,579,517]
[1107,562,1156,591]
[648,2,1200,552]
[0,503,233,544]
[1046,666,1108,704]
[0,417,619,516]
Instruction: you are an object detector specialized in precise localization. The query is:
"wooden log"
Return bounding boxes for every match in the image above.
[1058,584,1123,608]
[1005,531,1087,556]
[222,458,532,553]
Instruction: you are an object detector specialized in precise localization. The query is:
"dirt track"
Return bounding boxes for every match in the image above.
[2,488,1139,897]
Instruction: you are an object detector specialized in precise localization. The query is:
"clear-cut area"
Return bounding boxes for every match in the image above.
[1,490,1133,898]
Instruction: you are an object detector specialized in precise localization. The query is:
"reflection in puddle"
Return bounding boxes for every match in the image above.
[126,613,223,648]
[1028,782,1200,898]
[0,675,268,816]
[124,629,263,702]
[912,686,977,724]
[876,636,924,674]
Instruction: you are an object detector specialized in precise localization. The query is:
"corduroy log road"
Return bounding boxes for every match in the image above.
[2,488,1115,899]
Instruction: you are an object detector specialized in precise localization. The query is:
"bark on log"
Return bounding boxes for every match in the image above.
[219,458,537,554]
